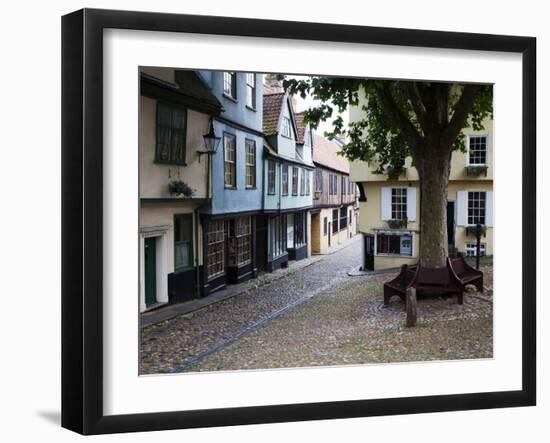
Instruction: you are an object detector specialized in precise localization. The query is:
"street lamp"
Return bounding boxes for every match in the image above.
[198,119,221,163]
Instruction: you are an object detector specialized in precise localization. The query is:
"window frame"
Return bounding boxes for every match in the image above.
[267,160,276,195]
[245,139,256,189]
[375,232,414,257]
[467,190,487,225]
[467,134,488,166]
[391,187,408,220]
[206,219,225,280]
[228,217,252,267]
[332,209,339,234]
[281,116,292,139]
[465,242,486,257]
[245,73,256,109]
[223,132,237,189]
[173,213,194,272]
[223,71,237,99]
[282,164,289,196]
[292,166,299,196]
[155,101,188,166]
[315,169,323,193]
[339,206,348,230]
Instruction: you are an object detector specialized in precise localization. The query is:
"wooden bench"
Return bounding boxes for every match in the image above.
[447,256,483,293]
[383,264,418,306]
[383,262,466,306]
[416,264,464,304]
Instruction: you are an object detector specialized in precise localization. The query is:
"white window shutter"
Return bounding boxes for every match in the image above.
[457,191,468,226]
[407,187,417,221]
[381,187,391,220]
[485,191,493,227]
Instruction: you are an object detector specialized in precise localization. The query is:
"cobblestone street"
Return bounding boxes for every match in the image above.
[139,236,493,374]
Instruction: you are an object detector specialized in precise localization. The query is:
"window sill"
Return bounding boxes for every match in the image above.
[154,160,187,167]
[224,186,238,190]
[223,93,238,103]
[246,186,257,190]
[245,105,257,112]
[174,266,196,274]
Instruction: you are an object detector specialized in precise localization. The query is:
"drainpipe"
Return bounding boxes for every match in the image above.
[194,208,200,297]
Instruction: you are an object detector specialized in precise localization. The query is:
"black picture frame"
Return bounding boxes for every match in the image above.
[61,8,536,435]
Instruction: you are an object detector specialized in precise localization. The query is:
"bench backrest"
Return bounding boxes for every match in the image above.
[450,258,466,275]
[416,267,450,285]
[398,264,416,286]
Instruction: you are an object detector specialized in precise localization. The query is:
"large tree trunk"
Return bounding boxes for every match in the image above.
[415,151,451,268]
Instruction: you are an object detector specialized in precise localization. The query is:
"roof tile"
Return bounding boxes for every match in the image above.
[312,133,350,174]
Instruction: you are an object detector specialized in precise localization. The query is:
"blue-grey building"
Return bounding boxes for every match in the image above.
[258,90,314,272]
[197,71,264,295]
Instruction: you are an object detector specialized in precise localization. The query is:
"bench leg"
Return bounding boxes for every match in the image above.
[457,292,464,305]
[384,292,391,306]
[476,278,484,293]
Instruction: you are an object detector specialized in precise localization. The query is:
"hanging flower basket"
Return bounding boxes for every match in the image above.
[168,180,195,197]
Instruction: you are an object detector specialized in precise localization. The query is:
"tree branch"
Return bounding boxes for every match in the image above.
[441,84,481,148]
[405,82,430,135]
[372,82,423,155]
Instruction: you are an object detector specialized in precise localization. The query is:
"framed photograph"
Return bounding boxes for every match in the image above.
[61,8,536,435]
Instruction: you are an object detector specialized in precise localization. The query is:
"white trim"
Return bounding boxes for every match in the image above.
[139,226,170,313]
[380,187,392,220]
[374,230,414,257]
[406,186,417,221]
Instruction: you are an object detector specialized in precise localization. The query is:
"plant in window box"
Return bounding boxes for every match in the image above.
[465,224,486,237]
[466,165,488,176]
[168,180,195,197]
[387,218,407,229]
[314,191,322,200]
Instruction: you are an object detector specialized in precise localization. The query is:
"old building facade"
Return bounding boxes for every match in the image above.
[139,68,223,311]
[139,69,264,312]
[259,91,314,272]
[310,134,359,254]
[349,94,493,271]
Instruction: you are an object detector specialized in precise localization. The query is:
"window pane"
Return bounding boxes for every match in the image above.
[469,136,488,165]
[174,215,193,270]
[282,164,289,195]
[224,134,236,187]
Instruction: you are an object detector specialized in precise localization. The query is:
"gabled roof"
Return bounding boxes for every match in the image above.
[262,92,285,135]
[312,133,350,174]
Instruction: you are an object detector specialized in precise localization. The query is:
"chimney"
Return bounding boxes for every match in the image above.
[263,74,284,94]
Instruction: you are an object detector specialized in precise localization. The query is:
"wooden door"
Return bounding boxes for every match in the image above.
[144,237,157,307]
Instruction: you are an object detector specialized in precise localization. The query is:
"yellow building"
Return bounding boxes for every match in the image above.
[310,133,359,253]
[350,103,493,271]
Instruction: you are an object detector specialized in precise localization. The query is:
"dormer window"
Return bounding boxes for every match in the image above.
[281,116,292,138]
[223,72,237,99]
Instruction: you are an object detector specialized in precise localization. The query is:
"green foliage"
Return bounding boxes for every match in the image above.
[168,180,195,197]
[281,76,493,178]
[466,165,489,176]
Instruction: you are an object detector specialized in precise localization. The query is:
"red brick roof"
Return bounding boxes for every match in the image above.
[312,133,350,174]
[262,92,285,135]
